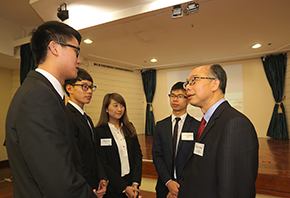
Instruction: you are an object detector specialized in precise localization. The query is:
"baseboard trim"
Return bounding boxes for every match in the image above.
[0,160,10,169]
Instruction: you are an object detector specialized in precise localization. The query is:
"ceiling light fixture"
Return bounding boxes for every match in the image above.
[252,44,261,49]
[84,39,93,44]
[187,2,199,14]
[57,3,69,21]
[151,58,157,63]
[172,5,183,18]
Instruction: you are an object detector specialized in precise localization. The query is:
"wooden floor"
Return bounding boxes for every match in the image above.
[138,135,290,197]
[1,135,289,198]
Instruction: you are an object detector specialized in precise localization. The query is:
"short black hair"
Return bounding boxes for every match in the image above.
[30,21,82,66]
[63,68,93,96]
[170,81,186,93]
[209,64,227,94]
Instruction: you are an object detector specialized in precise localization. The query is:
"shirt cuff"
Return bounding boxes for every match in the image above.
[165,179,172,186]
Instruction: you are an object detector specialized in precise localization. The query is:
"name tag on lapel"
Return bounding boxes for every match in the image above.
[181,132,194,141]
[101,138,112,146]
[194,142,205,157]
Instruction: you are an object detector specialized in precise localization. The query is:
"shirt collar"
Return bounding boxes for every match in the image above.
[171,112,187,122]
[35,68,64,99]
[68,100,85,115]
[108,122,123,130]
[203,98,226,123]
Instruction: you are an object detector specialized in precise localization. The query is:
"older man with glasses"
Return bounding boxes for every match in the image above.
[178,64,259,198]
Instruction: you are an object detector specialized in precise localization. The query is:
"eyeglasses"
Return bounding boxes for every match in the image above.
[183,76,216,88]
[72,84,97,92]
[55,41,80,58]
[168,94,187,99]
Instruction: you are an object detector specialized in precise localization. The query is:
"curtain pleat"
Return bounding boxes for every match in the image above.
[261,53,289,139]
[20,43,36,84]
[141,69,156,135]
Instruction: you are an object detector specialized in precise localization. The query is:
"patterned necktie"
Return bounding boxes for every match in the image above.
[197,117,206,141]
[84,113,94,142]
[172,117,181,179]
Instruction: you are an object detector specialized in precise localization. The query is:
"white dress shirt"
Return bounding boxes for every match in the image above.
[108,122,130,177]
[35,68,64,99]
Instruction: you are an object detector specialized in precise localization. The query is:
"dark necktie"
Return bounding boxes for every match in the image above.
[62,96,65,104]
[197,117,206,141]
[84,113,94,142]
[172,117,181,179]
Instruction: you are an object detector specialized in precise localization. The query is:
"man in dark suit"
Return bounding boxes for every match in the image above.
[152,82,200,198]
[5,21,99,197]
[178,64,259,198]
[64,68,107,197]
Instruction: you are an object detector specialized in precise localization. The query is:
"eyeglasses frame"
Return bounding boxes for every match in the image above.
[72,83,97,92]
[183,76,216,88]
[168,94,188,99]
[55,41,80,58]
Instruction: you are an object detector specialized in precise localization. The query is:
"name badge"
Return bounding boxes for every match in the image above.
[181,132,194,141]
[101,138,112,146]
[194,142,205,157]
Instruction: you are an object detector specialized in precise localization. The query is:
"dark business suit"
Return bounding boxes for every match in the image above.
[5,70,96,198]
[66,102,106,189]
[152,114,200,198]
[178,101,259,198]
[94,124,143,198]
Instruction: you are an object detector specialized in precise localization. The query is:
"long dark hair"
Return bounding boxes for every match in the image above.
[96,93,136,137]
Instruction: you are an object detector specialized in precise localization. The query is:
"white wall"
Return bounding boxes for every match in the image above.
[0,68,13,161]
[153,57,278,138]
[82,62,146,134]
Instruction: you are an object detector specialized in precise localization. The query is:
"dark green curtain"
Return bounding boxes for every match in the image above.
[261,53,289,139]
[20,43,36,84]
[141,69,156,135]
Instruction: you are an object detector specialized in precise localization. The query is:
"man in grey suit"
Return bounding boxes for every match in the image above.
[178,64,259,198]
[5,21,100,197]
[152,82,200,198]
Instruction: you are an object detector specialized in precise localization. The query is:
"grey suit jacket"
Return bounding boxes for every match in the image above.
[178,101,259,198]
[152,114,200,198]
[5,70,96,198]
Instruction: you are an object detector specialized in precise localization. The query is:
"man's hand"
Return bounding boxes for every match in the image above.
[166,180,180,197]
[99,180,108,189]
[167,191,178,198]
[93,180,108,198]
[125,186,140,198]
[132,184,139,198]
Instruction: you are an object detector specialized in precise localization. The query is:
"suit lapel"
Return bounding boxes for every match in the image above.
[104,125,118,152]
[67,103,87,125]
[177,115,191,152]
[165,116,173,156]
[198,101,230,142]
[67,103,94,142]
[28,70,65,108]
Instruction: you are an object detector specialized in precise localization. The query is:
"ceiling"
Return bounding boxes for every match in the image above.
[1,0,290,71]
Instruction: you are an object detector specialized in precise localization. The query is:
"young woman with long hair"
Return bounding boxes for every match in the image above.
[94,93,142,198]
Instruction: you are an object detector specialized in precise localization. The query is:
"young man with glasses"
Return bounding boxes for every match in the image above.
[5,21,100,198]
[178,64,258,198]
[152,82,200,198]
[64,68,108,198]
